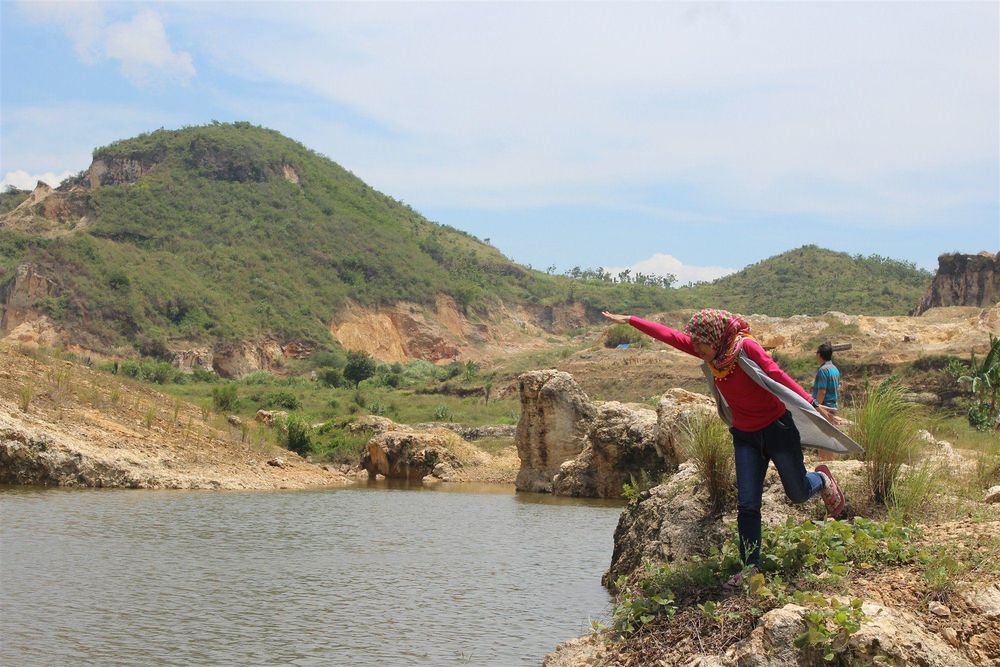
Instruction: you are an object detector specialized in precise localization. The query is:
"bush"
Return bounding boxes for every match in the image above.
[318,367,344,388]
[433,404,455,422]
[212,383,240,411]
[240,371,278,385]
[277,414,312,455]
[849,379,921,504]
[605,323,646,348]
[261,391,301,411]
[190,367,218,383]
[313,424,368,463]
[679,412,735,513]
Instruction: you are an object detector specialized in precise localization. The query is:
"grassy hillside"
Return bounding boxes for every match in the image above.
[683,245,932,316]
[0,124,932,358]
[0,123,684,354]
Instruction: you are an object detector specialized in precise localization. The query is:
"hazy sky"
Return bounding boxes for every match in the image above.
[2,2,997,284]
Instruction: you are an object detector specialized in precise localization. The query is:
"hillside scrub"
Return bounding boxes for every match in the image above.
[0,125,932,360]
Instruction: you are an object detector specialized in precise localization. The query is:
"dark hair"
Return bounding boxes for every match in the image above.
[817,342,833,361]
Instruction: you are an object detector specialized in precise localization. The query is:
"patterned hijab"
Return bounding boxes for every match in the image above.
[685,309,753,378]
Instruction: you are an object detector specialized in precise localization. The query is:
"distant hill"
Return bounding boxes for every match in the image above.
[683,245,932,317]
[0,123,932,363]
[0,123,681,357]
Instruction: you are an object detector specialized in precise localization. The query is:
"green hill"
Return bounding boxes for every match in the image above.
[0,123,681,354]
[0,123,932,358]
[683,245,932,316]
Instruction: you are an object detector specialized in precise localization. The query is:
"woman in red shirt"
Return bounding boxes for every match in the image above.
[602,309,846,586]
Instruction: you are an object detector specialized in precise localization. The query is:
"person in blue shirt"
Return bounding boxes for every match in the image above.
[812,342,842,462]
[812,342,841,411]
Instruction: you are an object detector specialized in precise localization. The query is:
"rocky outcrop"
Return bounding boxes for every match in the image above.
[0,263,59,332]
[89,154,163,187]
[914,252,1000,315]
[515,371,718,498]
[515,370,596,492]
[717,599,977,666]
[360,429,462,482]
[552,401,660,498]
[603,459,866,588]
[211,339,285,377]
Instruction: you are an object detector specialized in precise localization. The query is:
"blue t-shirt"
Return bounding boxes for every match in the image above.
[812,361,841,409]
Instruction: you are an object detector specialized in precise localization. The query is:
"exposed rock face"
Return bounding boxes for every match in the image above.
[516,372,719,498]
[552,401,660,498]
[0,263,59,332]
[211,339,285,377]
[515,370,596,493]
[914,252,1000,315]
[89,155,162,187]
[360,430,462,481]
[722,600,976,666]
[172,346,214,373]
[603,459,865,588]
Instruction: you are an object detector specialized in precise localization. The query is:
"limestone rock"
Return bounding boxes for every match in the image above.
[348,415,398,436]
[656,388,717,466]
[226,415,243,428]
[212,339,285,378]
[928,600,951,617]
[254,410,288,426]
[913,252,1000,315]
[723,600,975,666]
[552,401,659,498]
[360,430,461,482]
[515,370,595,493]
[604,460,865,588]
[985,485,1000,504]
[266,457,286,468]
[542,635,607,667]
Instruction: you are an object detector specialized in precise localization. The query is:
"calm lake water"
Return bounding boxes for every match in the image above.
[0,482,623,666]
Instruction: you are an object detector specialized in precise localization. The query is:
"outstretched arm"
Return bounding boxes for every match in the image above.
[602,312,697,356]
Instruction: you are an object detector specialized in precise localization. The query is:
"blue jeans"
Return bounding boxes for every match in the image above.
[731,411,824,567]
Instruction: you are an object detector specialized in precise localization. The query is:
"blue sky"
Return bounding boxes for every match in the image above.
[2,2,997,284]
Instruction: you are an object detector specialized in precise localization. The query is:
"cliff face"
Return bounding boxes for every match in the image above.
[914,252,1000,315]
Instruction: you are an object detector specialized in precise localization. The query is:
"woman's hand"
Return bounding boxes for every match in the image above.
[601,311,631,324]
[816,404,835,422]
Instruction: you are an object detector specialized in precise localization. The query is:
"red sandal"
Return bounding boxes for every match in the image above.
[816,464,846,518]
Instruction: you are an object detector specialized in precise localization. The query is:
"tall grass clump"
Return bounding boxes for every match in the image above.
[849,379,921,504]
[680,412,735,513]
[887,461,937,524]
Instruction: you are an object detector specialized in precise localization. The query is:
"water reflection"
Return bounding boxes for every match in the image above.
[1,484,622,666]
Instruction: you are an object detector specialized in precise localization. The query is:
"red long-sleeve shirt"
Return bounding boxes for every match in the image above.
[628,316,813,431]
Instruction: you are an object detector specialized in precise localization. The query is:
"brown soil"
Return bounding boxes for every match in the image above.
[0,343,351,490]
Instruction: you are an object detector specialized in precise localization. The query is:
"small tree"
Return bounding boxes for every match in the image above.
[343,350,376,387]
[957,334,1000,429]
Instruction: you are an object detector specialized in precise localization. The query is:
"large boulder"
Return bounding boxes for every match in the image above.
[603,459,865,588]
[913,251,1000,315]
[552,401,659,498]
[515,370,596,493]
[360,430,461,482]
[722,599,976,666]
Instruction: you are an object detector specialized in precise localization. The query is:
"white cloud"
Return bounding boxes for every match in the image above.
[1,170,75,190]
[185,1,997,223]
[105,10,195,85]
[605,253,737,286]
[18,3,194,85]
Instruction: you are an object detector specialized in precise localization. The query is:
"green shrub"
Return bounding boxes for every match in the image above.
[212,383,239,411]
[277,414,312,456]
[433,404,455,422]
[679,411,734,513]
[240,371,278,385]
[849,379,922,504]
[887,461,937,524]
[261,391,301,411]
[604,323,645,348]
[318,367,344,388]
[313,425,368,463]
[190,367,218,383]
